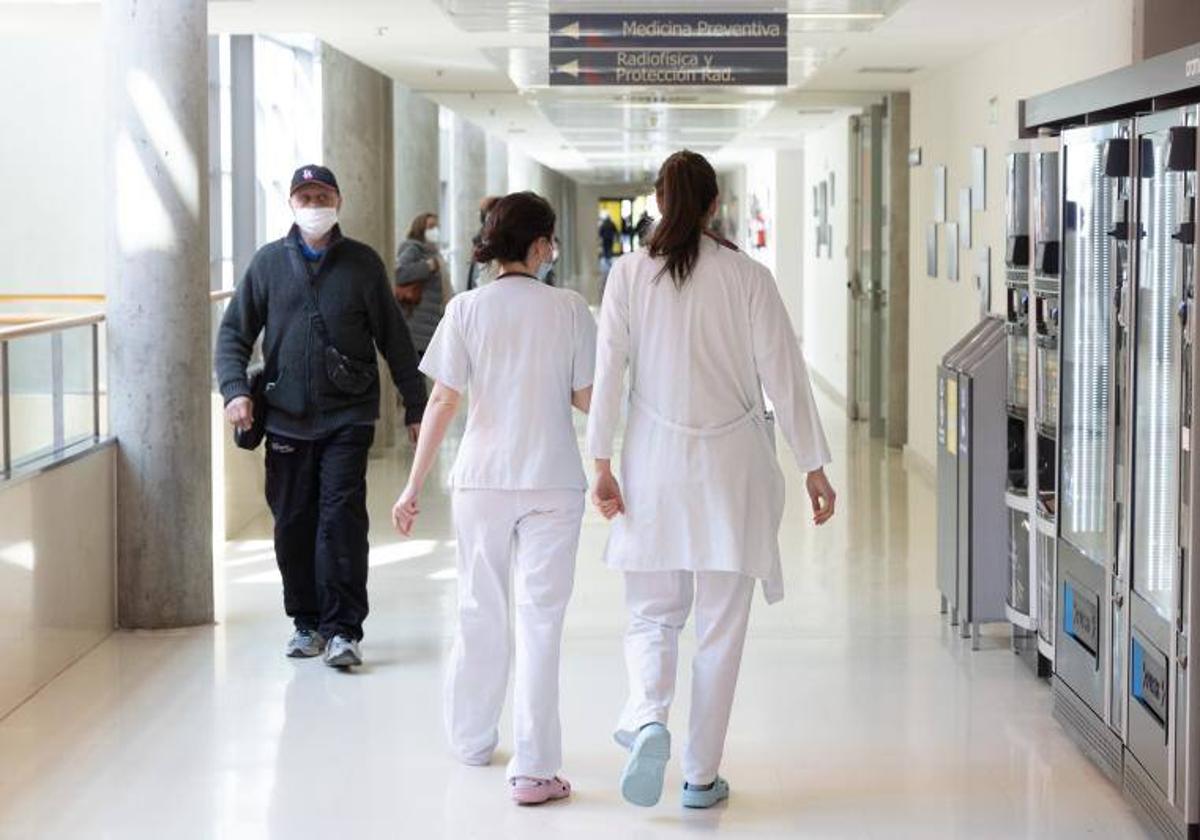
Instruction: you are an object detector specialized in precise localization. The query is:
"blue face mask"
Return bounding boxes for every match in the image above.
[536,260,554,281]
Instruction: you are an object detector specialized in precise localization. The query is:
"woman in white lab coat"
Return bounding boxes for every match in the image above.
[392,192,597,806]
[586,150,836,810]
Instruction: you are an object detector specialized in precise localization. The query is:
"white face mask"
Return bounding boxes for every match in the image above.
[425,226,440,243]
[294,206,338,239]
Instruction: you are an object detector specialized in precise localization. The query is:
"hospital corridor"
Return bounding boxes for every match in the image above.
[6,0,1200,838]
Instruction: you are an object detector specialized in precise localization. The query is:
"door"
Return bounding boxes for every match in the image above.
[848,105,887,433]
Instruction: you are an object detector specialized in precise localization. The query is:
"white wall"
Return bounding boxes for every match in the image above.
[906,0,1136,473]
[0,27,104,294]
[802,116,853,401]
[0,445,115,719]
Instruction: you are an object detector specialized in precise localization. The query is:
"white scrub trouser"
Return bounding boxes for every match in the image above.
[616,570,755,786]
[446,488,585,780]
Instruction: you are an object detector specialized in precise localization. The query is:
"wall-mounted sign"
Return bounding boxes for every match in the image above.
[549,13,788,87]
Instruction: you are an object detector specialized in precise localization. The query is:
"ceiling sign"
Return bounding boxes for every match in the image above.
[548,12,788,87]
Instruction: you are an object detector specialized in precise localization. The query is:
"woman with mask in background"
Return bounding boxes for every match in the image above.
[391,191,597,806]
[587,150,837,810]
[395,212,450,360]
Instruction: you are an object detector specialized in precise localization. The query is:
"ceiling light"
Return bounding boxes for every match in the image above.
[788,12,886,20]
[858,66,921,74]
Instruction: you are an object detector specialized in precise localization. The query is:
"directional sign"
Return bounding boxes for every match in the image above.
[550,13,787,50]
[549,49,787,87]
[548,12,788,87]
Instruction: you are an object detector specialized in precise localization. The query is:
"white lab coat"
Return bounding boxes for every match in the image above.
[586,236,831,603]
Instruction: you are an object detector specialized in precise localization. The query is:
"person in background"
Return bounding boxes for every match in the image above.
[392,191,597,806]
[599,211,618,276]
[587,150,836,810]
[395,212,450,359]
[634,209,654,248]
[216,164,427,669]
[467,196,501,290]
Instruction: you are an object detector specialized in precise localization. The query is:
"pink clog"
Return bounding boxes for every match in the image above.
[510,776,571,805]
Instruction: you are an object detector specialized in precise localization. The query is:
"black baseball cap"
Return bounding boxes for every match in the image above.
[290,164,339,195]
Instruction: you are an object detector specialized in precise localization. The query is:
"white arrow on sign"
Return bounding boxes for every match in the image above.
[554,20,581,39]
[554,59,580,78]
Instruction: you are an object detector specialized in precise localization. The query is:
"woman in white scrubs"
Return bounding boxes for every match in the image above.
[392,192,597,806]
[587,151,837,810]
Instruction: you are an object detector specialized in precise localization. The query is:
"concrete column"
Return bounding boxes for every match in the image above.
[450,114,486,293]
[104,0,213,628]
[229,35,256,282]
[321,44,399,450]
[486,135,508,198]
[1133,0,1200,61]
[393,85,440,242]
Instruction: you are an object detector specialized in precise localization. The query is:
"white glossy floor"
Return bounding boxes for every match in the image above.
[0,398,1152,839]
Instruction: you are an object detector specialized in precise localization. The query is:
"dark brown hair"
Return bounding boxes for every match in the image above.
[647,150,719,288]
[473,192,556,263]
[406,212,438,243]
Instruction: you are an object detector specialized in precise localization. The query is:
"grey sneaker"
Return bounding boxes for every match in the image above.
[324,634,362,668]
[286,629,325,658]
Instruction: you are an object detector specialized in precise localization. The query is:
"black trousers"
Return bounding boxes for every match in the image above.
[265,425,374,641]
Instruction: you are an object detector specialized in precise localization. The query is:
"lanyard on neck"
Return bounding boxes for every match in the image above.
[495,271,538,281]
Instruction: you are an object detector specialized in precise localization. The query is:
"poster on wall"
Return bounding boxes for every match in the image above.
[946,224,959,281]
[926,223,938,277]
[959,187,972,247]
[933,165,947,223]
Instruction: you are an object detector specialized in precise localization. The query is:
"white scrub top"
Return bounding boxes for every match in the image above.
[420,273,597,492]
[586,236,831,603]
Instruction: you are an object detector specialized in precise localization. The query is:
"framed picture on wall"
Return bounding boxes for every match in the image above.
[971,145,987,211]
[945,224,959,281]
[959,187,972,247]
[926,223,938,277]
[934,165,947,223]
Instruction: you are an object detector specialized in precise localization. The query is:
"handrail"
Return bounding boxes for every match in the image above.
[0,294,106,303]
[0,289,236,477]
[0,312,106,342]
[0,290,235,341]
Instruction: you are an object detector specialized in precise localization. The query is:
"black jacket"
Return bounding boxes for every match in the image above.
[215,226,427,439]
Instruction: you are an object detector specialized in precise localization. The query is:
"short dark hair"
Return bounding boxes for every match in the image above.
[406,212,437,242]
[473,192,556,263]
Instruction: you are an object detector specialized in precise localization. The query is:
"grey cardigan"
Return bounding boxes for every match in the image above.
[395,237,447,355]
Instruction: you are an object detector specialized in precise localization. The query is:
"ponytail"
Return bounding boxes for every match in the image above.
[647,150,719,288]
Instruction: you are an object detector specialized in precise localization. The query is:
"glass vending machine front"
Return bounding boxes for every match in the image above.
[1057,120,1132,728]
[1125,106,1197,814]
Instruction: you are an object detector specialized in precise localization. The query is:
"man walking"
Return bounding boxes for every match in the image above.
[216,164,427,668]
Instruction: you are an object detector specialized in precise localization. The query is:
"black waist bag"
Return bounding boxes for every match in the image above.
[324,344,377,395]
[234,364,269,451]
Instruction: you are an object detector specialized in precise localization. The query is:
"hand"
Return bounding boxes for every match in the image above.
[392,485,420,536]
[592,470,625,520]
[225,396,253,432]
[806,467,837,526]
[407,423,421,445]
[426,258,438,272]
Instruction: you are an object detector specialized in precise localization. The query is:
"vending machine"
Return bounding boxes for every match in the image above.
[1004,143,1037,646]
[1032,137,1062,671]
[1121,105,1199,838]
[1053,119,1133,784]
